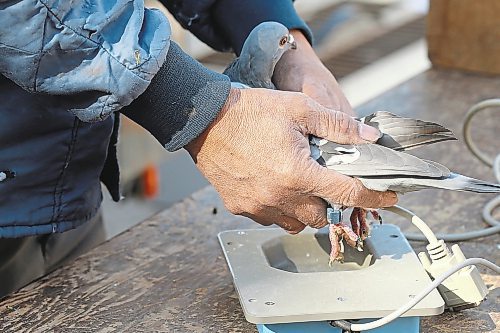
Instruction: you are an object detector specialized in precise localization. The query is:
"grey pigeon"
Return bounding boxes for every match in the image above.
[223,22,296,89]
[223,21,500,263]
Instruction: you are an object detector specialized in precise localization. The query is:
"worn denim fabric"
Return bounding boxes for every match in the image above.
[161,0,312,54]
[0,0,171,236]
[0,76,113,237]
[0,0,171,122]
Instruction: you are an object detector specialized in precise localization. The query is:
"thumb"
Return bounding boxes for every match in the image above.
[295,98,381,144]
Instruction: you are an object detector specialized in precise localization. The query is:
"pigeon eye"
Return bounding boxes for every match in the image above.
[279,36,287,47]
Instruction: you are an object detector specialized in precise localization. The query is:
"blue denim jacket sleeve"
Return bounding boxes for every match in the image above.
[0,0,171,122]
[161,0,312,54]
[0,0,231,151]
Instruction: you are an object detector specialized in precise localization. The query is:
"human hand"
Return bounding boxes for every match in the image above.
[273,30,355,116]
[185,88,397,233]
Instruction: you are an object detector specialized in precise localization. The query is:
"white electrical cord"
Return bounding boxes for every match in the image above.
[348,258,500,332]
[404,99,500,242]
[383,205,438,245]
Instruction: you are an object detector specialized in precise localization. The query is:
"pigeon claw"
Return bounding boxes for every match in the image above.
[329,254,344,266]
[328,224,342,265]
[328,223,360,265]
[370,210,383,224]
[355,238,364,252]
[350,208,371,240]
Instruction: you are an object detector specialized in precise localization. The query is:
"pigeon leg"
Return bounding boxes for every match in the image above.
[349,208,360,236]
[370,210,383,224]
[328,222,362,265]
[350,207,368,240]
[351,208,381,240]
[328,224,342,265]
[357,209,370,240]
[327,206,362,265]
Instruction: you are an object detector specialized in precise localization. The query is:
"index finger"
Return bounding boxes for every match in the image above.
[291,97,381,144]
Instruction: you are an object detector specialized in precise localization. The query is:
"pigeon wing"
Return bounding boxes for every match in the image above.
[319,143,451,178]
[360,111,457,151]
[314,142,500,193]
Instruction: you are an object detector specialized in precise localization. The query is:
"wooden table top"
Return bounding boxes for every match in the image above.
[1,69,499,332]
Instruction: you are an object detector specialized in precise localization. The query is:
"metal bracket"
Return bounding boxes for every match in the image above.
[329,320,359,333]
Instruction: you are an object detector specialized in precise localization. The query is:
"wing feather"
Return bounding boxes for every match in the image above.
[360,111,457,151]
[318,143,450,178]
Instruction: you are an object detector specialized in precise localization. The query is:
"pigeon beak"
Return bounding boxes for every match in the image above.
[288,34,297,49]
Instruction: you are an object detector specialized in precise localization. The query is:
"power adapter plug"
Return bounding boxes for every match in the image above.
[418,240,489,311]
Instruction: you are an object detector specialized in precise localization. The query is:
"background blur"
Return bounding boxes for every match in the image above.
[103,0,432,238]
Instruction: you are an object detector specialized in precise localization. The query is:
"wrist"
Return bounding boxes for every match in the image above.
[186,88,241,159]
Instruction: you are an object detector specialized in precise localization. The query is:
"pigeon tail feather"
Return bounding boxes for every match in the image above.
[450,173,500,193]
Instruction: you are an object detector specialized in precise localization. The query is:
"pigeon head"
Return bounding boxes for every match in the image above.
[239,22,297,83]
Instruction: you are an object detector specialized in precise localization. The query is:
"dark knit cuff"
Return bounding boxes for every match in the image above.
[213,0,313,55]
[122,42,231,151]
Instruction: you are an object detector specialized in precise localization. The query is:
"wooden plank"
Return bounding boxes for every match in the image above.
[427,0,500,75]
[1,69,499,332]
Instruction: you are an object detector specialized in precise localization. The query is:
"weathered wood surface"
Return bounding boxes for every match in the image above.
[427,0,500,75]
[1,69,499,332]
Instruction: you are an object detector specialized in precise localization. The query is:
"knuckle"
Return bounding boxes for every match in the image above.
[294,160,322,194]
[305,166,332,196]
[332,112,356,140]
[291,94,319,125]
[313,110,351,140]
[275,215,306,234]
[284,224,305,235]
[338,181,365,207]
[224,201,243,215]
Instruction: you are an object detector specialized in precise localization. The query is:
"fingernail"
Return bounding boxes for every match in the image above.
[359,124,381,142]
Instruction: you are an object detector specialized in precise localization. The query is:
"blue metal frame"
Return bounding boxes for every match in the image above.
[257,316,420,333]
